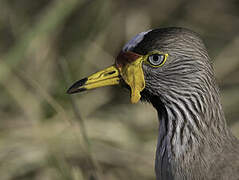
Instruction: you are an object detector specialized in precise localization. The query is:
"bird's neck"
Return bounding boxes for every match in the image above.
[151,88,231,179]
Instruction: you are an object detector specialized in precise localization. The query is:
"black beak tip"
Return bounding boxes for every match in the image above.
[67,77,88,94]
[66,87,75,94]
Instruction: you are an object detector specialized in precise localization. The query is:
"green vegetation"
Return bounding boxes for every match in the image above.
[0,0,238,179]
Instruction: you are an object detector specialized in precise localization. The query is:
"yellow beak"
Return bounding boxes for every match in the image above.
[67,56,145,104]
[67,65,120,94]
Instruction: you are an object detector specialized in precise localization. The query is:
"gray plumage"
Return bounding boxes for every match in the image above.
[67,27,239,180]
[132,27,239,180]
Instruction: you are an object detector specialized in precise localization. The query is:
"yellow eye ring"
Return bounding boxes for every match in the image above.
[144,51,168,67]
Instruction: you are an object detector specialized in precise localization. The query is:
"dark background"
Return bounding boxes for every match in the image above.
[0,0,239,179]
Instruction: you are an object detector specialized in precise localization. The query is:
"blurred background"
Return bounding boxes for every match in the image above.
[0,0,239,179]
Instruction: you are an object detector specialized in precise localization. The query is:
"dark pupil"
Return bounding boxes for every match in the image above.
[153,55,160,62]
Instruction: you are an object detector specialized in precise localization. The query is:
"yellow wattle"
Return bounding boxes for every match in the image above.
[119,57,145,103]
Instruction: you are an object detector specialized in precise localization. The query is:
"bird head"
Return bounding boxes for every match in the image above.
[67,27,212,105]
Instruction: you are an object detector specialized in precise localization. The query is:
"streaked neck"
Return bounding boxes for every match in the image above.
[151,87,230,179]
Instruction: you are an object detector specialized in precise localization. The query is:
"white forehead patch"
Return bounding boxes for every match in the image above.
[123,30,152,52]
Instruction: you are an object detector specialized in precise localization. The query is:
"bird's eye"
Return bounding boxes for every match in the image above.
[147,54,166,67]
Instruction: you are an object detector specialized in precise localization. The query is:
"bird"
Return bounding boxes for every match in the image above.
[67,27,239,180]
